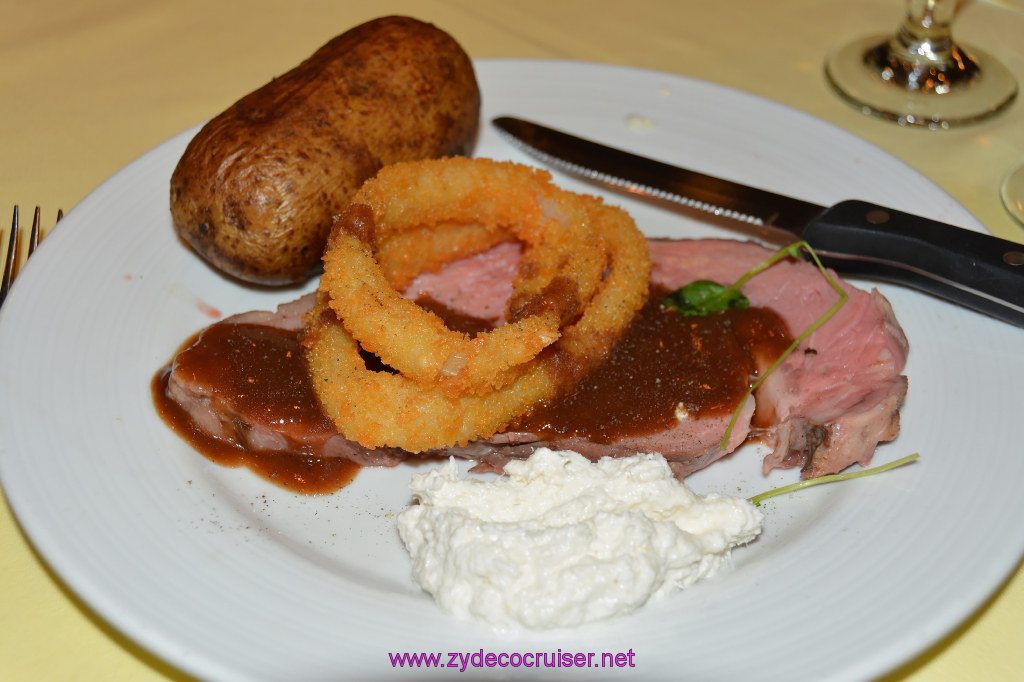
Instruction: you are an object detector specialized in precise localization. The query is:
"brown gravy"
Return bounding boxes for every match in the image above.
[515,290,792,441]
[152,323,359,495]
[152,292,791,494]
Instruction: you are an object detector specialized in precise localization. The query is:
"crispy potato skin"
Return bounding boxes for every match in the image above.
[169,16,481,285]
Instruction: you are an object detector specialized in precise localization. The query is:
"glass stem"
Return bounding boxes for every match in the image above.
[893,0,957,63]
[868,0,980,93]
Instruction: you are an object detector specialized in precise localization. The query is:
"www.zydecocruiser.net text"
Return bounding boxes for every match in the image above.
[389,648,637,672]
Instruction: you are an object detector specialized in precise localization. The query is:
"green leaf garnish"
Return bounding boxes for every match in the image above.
[747,454,920,506]
[662,240,810,319]
[663,279,750,316]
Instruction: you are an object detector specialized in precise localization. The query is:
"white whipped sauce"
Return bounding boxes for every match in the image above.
[396,448,762,630]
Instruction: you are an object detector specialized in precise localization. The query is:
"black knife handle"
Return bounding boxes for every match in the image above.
[803,200,1024,328]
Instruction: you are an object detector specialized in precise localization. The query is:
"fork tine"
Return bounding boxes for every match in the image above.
[1,206,20,307]
[0,205,61,309]
[28,206,41,256]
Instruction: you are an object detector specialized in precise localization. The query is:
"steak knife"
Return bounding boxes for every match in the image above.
[493,116,1024,328]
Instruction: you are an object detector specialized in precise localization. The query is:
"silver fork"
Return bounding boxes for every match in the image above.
[0,206,62,309]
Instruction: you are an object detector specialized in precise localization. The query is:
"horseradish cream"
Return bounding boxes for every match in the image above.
[396,448,762,629]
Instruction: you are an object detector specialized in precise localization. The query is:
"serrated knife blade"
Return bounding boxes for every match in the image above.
[493,115,1024,328]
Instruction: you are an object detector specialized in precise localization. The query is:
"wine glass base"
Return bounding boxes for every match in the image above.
[825,34,1018,129]
[1000,163,1024,227]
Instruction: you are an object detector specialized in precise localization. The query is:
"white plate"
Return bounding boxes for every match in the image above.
[1,60,1022,682]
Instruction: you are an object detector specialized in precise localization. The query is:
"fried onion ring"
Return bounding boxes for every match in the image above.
[304,157,650,451]
[304,291,558,451]
[323,158,610,394]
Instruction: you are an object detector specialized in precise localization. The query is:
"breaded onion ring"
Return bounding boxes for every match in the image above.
[322,158,608,394]
[304,291,558,451]
[304,157,650,451]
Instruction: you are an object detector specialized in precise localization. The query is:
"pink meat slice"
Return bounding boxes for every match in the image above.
[647,239,908,477]
[164,239,908,479]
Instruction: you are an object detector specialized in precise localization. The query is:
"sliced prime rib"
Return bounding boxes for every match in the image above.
[646,239,908,478]
[159,239,909,480]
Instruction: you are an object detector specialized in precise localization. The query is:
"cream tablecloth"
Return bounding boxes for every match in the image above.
[2,1,1022,680]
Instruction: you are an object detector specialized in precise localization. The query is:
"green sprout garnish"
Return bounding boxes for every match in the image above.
[747,454,920,506]
[662,241,849,451]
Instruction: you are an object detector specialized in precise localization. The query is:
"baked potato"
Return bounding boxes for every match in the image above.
[170,16,480,285]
